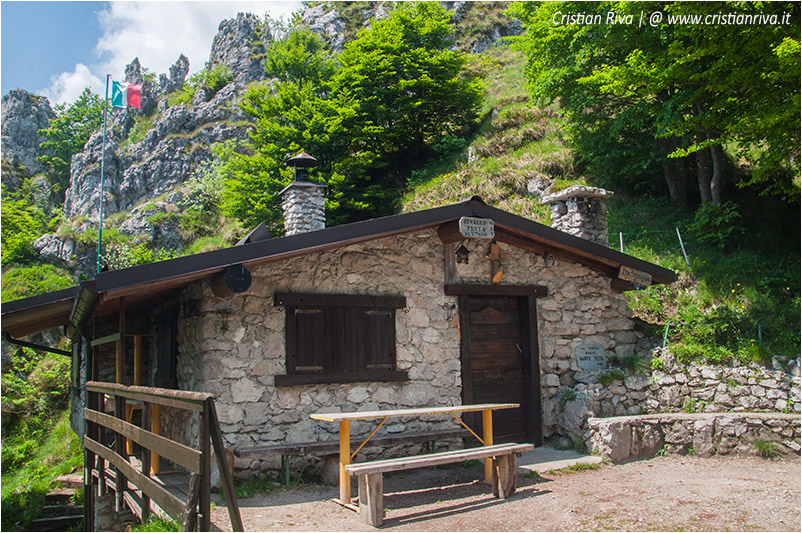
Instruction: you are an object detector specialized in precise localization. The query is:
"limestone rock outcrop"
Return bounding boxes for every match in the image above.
[1,89,55,189]
[64,14,266,222]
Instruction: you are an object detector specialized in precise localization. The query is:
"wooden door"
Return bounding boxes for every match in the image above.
[460,295,541,445]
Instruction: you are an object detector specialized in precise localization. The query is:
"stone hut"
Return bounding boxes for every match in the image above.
[2,194,676,475]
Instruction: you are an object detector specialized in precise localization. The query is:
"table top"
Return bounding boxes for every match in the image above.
[310,403,519,422]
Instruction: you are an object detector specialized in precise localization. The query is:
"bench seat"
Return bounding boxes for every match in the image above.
[344,442,533,526]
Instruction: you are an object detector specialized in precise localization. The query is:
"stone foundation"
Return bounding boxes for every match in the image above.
[589,412,801,463]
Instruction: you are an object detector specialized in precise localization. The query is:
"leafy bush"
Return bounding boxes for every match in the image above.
[169,65,233,107]
[1,186,49,267]
[688,201,744,250]
[123,113,157,147]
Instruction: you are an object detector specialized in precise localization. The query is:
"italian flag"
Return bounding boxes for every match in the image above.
[111,81,142,109]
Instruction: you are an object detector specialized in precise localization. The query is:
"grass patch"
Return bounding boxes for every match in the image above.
[129,515,181,532]
[753,438,780,459]
[598,369,624,387]
[235,473,274,499]
[546,462,602,476]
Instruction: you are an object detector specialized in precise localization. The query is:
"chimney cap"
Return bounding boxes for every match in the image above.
[287,151,319,168]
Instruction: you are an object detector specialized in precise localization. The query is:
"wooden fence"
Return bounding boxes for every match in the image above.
[83,381,243,531]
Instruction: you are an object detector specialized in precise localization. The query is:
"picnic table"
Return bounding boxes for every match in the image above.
[310,403,520,506]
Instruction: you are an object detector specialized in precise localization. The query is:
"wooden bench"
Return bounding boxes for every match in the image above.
[344,442,533,526]
[233,430,470,487]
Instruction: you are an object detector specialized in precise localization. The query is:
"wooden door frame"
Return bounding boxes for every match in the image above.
[451,285,544,446]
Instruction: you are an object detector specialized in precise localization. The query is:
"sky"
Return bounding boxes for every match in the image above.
[1,1,303,105]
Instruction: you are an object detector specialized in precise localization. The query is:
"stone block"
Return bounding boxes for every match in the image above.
[542,373,561,387]
[693,418,716,456]
[232,378,263,403]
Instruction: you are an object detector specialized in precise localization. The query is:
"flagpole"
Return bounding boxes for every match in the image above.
[97,74,110,274]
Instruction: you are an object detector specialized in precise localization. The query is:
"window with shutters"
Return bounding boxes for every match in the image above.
[274,293,408,386]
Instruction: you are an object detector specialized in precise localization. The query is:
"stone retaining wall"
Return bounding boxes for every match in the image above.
[589,412,801,463]
[552,347,800,447]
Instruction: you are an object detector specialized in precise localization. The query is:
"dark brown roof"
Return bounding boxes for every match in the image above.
[0,286,78,337]
[1,196,677,337]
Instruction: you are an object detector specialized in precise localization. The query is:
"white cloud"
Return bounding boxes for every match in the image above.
[40,63,104,105]
[41,1,302,105]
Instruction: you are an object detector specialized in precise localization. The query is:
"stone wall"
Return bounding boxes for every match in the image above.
[170,228,638,473]
[552,347,800,449]
[589,412,801,463]
[646,348,799,413]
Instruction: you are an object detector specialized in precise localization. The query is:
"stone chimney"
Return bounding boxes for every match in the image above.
[542,185,613,246]
[279,152,327,236]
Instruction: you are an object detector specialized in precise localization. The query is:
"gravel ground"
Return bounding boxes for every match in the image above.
[211,454,801,532]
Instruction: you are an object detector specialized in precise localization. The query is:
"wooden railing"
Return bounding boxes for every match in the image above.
[83,381,243,531]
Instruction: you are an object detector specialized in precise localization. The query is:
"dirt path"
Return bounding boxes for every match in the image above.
[211,455,801,532]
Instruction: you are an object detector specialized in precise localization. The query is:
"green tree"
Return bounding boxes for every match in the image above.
[218,28,344,232]
[334,2,482,157]
[509,1,800,205]
[37,88,104,191]
[264,28,336,89]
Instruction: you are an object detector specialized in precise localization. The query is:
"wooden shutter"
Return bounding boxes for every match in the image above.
[294,308,326,374]
[362,309,396,371]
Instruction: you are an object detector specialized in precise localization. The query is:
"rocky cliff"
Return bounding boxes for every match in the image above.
[1,89,55,191]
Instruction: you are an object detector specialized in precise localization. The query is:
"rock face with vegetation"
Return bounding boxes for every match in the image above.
[0,89,55,190]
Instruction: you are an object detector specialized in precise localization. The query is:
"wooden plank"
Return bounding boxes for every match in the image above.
[83,436,186,519]
[84,409,201,473]
[492,454,517,499]
[310,403,519,422]
[444,284,548,297]
[90,332,121,347]
[86,381,211,411]
[358,473,384,527]
[344,443,533,476]
[275,370,408,386]
[181,473,200,532]
[199,404,211,532]
[141,402,152,522]
[274,292,406,309]
[207,400,244,532]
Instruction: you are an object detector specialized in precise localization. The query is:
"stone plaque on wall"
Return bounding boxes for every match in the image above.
[576,342,608,370]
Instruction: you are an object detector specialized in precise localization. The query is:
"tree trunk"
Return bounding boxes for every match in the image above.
[657,137,688,207]
[709,143,725,206]
[696,146,713,203]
